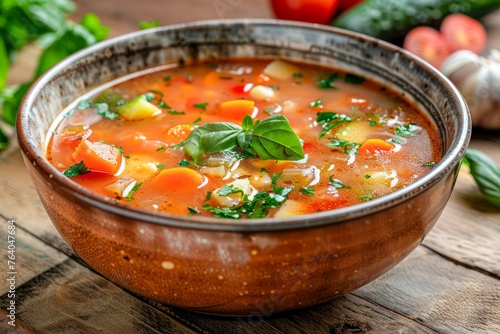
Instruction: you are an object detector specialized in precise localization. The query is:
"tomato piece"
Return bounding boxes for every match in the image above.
[403,26,450,69]
[337,0,364,13]
[440,14,487,55]
[270,0,339,24]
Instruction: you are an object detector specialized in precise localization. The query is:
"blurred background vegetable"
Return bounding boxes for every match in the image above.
[0,0,110,150]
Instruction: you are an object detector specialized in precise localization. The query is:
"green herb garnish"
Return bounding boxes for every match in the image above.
[316,112,352,139]
[327,139,359,155]
[77,100,93,110]
[395,124,418,137]
[360,195,372,201]
[301,187,315,196]
[310,98,323,108]
[94,103,119,120]
[175,115,304,163]
[63,161,91,177]
[329,175,350,189]
[179,159,190,167]
[318,73,340,89]
[193,102,208,111]
[420,162,436,167]
[156,146,166,152]
[187,206,200,216]
[125,182,143,201]
[369,120,377,126]
[391,137,405,144]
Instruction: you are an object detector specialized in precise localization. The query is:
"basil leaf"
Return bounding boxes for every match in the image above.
[182,122,242,161]
[251,115,304,160]
[464,149,500,207]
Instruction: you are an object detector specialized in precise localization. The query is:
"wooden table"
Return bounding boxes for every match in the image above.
[1,1,499,333]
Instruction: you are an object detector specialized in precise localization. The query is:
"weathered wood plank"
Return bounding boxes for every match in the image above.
[0,259,197,334]
[0,225,66,295]
[0,311,35,334]
[356,247,500,334]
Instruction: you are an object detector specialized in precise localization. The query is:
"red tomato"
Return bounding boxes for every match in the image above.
[270,0,339,24]
[403,26,450,69]
[337,0,364,13]
[440,14,487,54]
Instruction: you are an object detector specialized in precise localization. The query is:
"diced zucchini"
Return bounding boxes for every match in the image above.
[263,60,299,81]
[117,95,161,120]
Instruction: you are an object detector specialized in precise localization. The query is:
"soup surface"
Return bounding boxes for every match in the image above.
[46,59,441,219]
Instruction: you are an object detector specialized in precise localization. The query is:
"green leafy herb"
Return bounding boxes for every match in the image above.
[364,174,371,179]
[360,195,372,201]
[187,206,200,216]
[318,73,340,89]
[167,110,185,115]
[94,103,119,120]
[327,139,359,155]
[260,168,269,173]
[193,102,208,111]
[391,137,405,144]
[464,149,500,207]
[268,85,280,90]
[114,145,124,155]
[369,120,377,126]
[125,182,143,201]
[263,108,273,114]
[155,163,165,169]
[217,184,244,196]
[156,146,166,152]
[158,100,170,109]
[316,112,352,139]
[329,175,350,189]
[271,173,281,188]
[310,98,323,108]
[293,73,303,78]
[301,187,315,196]
[395,124,418,137]
[420,162,436,167]
[77,100,93,110]
[63,161,91,177]
[345,73,365,84]
[179,159,190,167]
[143,92,156,102]
[202,187,293,219]
[204,191,213,202]
[176,115,304,163]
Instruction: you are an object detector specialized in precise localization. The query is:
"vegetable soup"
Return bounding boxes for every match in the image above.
[46,59,442,219]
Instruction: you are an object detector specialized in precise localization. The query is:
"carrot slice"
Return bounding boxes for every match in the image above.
[219,99,255,122]
[358,139,394,157]
[150,167,204,192]
[72,139,122,174]
[165,124,195,145]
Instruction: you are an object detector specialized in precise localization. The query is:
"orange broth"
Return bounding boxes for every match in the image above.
[46,59,442,219]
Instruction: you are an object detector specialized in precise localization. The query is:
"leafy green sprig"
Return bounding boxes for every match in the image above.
[464,149,500,208]
[174,115,304,163]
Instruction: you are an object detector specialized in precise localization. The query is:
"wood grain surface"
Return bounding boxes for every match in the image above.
[1,0,500,333]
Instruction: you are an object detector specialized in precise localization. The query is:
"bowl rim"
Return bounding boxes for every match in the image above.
[17,18,471,232]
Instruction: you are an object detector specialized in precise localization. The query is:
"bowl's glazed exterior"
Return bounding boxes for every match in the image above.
[17,20,470,315]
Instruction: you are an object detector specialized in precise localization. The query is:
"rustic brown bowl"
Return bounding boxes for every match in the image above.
[17,19,470,316]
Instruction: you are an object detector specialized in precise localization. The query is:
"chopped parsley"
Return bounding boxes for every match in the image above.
[114,145,124,155]
[149,89,164,98]
[76,99,93,110]
[158,100,171,109]
[369,120,377,126]
[193,102,208,111]
[318,73,340,89]
[301,187,315,196]
[217,184,245,196]
[271,173,281,188]
[293,72,303,78]
[329,175,350,189]
[260,167,269,173]
[143,92,156,102]
[63,161,91,177]
[155,163,165,169]
[360,195,372,201]
[156,146,166,152]
[179,159,190,167]
[364,174,371,179]
[391,137,405,144]
[187,206,200,216]
[420,162,436,167]
[327,139,359,155]
[167,110,185,115]
[316,112,352,139]
[94,103,119,120]
[263,108,273,114]
[310,98,323,108]
[395,124,418,137]
[125,182,143,201]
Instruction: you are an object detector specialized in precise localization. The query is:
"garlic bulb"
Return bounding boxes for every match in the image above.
[441,50,500,129]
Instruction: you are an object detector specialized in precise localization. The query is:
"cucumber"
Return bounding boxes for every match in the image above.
[333,0,500,43]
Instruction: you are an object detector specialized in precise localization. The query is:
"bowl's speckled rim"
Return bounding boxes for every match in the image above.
[18,19,471,232]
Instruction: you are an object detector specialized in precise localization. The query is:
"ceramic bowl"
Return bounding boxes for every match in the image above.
[17,19,470,315]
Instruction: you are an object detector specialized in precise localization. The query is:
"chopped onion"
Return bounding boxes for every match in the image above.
[263,60,299,81]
